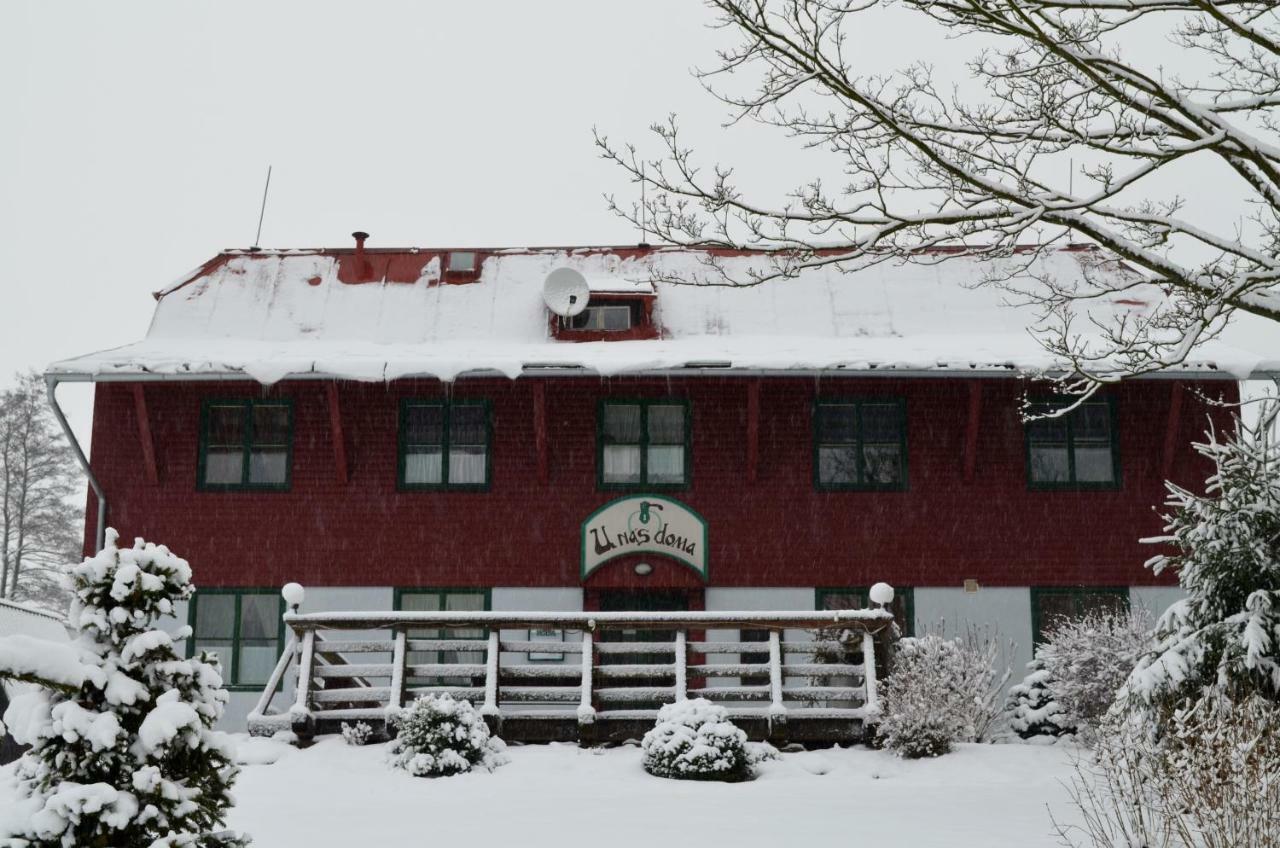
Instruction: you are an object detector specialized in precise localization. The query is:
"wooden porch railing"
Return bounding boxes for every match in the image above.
[248,605,895,745]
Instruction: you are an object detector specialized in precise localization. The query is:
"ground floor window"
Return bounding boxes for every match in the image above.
[738,628,771,685]
[187,589,283,689]
[394,589,490,684]
[1030,586,1129,645]
[816,586,915,636]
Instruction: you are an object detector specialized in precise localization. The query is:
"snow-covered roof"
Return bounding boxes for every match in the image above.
[0,598,68,642]
[47,244,1280,384]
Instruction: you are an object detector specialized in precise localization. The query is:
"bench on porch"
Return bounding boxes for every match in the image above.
[248,601,896,745]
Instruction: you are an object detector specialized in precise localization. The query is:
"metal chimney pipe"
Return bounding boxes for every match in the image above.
[352,231,369,258]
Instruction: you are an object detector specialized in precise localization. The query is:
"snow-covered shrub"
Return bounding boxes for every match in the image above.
[1127,407,1280,712]
[340,720,374,746]
[641,698,753,781]
[388,693,508,777]
[1040,608,1152,743]
[1055,694,1280,848]
[0,529,246,847]
[1007,658,1071,740]
[876,630,1011,758]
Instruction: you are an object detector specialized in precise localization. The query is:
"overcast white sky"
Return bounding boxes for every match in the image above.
[2,1,1275,448]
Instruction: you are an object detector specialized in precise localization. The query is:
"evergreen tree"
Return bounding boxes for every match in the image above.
[0,529,247,847]
[1127,403,1280,708]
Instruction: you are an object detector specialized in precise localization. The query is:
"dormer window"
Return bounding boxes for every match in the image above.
[565,301,641,332]
[447,251,476,273]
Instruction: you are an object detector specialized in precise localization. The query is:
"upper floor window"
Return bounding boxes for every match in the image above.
[565,301,641,332]
[814,399,907,490]
[399,400,491,490]
[198,399,292,490]
[599,400,689,488]
[188,589,283,689]
[447,251,477,273]
[1026,399,1119,488]
[1031,587,1129,645]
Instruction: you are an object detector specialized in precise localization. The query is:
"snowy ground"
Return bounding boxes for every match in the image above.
[224,737,1082,847]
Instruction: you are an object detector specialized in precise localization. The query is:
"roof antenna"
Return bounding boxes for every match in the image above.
[250,165,273,251]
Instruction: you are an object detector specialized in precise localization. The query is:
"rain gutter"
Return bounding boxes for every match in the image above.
[45,375,107,553]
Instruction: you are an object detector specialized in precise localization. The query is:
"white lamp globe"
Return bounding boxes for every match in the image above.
[869,582,895,607]
[281,582,306,610]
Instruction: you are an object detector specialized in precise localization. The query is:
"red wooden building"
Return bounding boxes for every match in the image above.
[47,239,1270,727]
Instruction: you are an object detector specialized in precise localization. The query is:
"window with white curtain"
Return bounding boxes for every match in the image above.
[400,400,490,489]
[600,400,689,487]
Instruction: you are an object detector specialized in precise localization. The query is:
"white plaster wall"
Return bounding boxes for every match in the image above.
[913,587,1034,685]
[1130,586,1183,622]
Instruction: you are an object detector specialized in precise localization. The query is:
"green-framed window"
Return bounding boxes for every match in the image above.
[817,587,916,636]
[398,400,491,490]
[814,399,908,490]
[187,589,284,689]
[197,399,293,490]
[1031,587,1130,645]
[1025,399,1120,489]
[598,399,691,489]
[393,589,490,685]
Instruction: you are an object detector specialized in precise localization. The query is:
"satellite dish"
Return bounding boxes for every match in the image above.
[542,267,590,317]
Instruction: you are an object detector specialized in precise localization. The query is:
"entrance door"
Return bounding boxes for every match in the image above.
[597,590,688,709]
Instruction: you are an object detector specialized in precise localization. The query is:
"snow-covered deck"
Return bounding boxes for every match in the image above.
[251,608,895,745]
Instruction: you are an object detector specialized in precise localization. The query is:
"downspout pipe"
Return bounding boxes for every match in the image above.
[45,375,106,553]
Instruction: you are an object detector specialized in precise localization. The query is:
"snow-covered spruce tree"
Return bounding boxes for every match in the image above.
[0,529,245,848]
[641,698,754,782]
[1126,405,1280,712]
[1006,658,1071,741]
[387,693,508,777]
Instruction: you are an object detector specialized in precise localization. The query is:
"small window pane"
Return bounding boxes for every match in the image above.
[405,447,444,484]
[450,405,486,445]
[199,640,235,682]
[818,445,859,485]
[1037,594,1077,637]
[204,449,244,485]
[647,445,685,484]
[248,448,288,485]
[239,595,279,640]
[238,642,277,686]
[1080,591,1127,617]
[603,404,642,444]
[401,593,443,613]
[207,406,244,445]
[599,306,631,331]
[448,251,476,272]
[195,595,236,639]
[820,591,865,611]
[1073,404,1111,441]
[1028,416,1069,444]
[817,405,858,444]
[449,446,487,485]
[405,405,444,446]
[862,444,902,484]
[1073,446,1114,482]
[860,404,901,443]
[251,405,290,445]
[648,405,685,444]
[1030,445,1071,483]
[603,445,642,483]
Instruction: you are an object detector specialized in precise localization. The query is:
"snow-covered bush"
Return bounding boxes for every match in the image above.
[1127,407,1280,712]
[1010,608,1152,743]
[388,693,508,777]
[876,630,1011,758]
[341,721,374,746]
[0,529,246,847]
[1007,658,1071,740]
[1055,694,1280,848]
[641,698,753,781]
[1040,608,1152,743]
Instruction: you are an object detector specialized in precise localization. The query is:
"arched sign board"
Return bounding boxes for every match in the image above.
[581,495,708,581]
